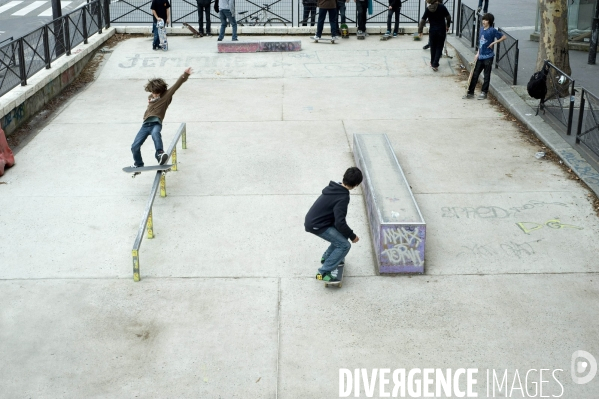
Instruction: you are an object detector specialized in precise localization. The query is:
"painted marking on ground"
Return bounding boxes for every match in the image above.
[12,0,46,15]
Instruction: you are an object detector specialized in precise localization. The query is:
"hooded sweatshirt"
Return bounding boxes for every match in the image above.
[304,181,356,240]
[418,2,451,33]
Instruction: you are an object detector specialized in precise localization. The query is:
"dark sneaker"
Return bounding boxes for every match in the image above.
[462,93,474,99]
[217,37,223,41]
[478,92,487,100]
[158,152,168,165]
[320,257,345,267]
[232,38,239,41]
[393,32,398,37]
[423,44,430,50]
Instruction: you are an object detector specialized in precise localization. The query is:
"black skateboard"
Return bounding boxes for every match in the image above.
[380,34,392,41]
[123,164,172,178]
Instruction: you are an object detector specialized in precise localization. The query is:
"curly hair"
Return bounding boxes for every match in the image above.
[144,78,168,95]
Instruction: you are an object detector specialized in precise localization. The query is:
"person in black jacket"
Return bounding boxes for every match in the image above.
[417,0,451,71]
[385,0,401,36]
[304,167,363,282]
[196,0,212,36]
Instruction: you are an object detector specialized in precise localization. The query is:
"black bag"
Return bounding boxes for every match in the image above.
[527,62,549,101]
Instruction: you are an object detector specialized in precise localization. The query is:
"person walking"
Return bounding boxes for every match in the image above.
[215,0,238,41]
[313,0,341,40]
[417,0,451,71]
[196,0,212,36]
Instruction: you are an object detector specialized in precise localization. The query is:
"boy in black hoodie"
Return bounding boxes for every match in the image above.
[304,167,363,282]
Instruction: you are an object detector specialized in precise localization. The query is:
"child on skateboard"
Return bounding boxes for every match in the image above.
[304,167,363,282]
[130,68,192,169]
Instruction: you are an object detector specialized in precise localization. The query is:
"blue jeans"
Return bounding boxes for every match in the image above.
[337,1,346,24]
[152,22,160,49]
[316,8,339,37]
[131,121,164,167]
[219,9,237,40]
[316,226,351,275]
[478,0,488,13]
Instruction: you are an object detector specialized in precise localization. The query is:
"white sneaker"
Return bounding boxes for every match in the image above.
[332,36,341,40]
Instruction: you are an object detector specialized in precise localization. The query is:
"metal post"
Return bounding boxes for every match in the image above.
[43,25,51,69]
[567,80,576,135]
[51,0,65,57]
[182,127,187,149]
[589,0,599,64]
[576,89,586,143]
[147,208,154,239]
[17,39,27,86]
[495,36,500,69]
[471,11,476,48]
[171,147,178,171]
[82,7,89,44]
[160,173,167,197]
[513,46,519,85]
[103,0,110,28]
[456,0,461,36]
[96,0,102,34]
[132,249,140,282]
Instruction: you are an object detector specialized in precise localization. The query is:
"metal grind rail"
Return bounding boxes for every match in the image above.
[132,122,187,282]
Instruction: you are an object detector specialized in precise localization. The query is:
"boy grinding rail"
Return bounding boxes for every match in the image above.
[304,167,363,282]
[130,68,192,173]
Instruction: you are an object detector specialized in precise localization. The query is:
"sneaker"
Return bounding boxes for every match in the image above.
[423,44,430,50]
[393,32,398,37]
[477,6,482,13]
[357,30,363,35]
[217,37,223,41]
[365,32,369,36]
[478,92,487,100]
[207,32,213,37]
[158,152,168,165]
[462,93,474,99]
[312,36,321,40]
[232,38,238,41]
[385,30,391,35]
[320,257,345,266]
[332,36,341,40]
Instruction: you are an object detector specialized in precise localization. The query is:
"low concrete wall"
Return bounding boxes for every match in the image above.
[0,27,116,137]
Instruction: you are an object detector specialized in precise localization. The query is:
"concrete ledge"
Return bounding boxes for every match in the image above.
[447,35,599,196]
[0,28,116,136]
[218,39,301,53]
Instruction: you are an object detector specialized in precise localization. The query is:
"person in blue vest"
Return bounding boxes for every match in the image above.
[463,13,506,100]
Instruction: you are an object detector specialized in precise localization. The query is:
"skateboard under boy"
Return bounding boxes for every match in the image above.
[340,23,349,39]
[312,36,336,44]
[357,31,366,40]
[380,33,393,41]
[123,164,172,178]
[157,20,168,50]
[183,22,204,38]
[319,265,344,288]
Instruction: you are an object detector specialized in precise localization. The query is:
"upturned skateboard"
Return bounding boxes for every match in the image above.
[357,31,366,40]
[157,20,168,50]
[183,22,204,38]
[322,265,344,288]
[465,61,475,90]
[312,36,336,44]
[340,23,349,39]
[123,164,172,178]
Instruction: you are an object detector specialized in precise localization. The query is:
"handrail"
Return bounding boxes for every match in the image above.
[132,122,187,282]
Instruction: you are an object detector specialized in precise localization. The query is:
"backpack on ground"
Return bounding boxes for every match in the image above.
[527,61,549,114]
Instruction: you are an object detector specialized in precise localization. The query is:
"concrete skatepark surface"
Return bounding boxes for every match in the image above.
[1,35,599,397]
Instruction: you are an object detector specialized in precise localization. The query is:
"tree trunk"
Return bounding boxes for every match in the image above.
[536,0,572,97]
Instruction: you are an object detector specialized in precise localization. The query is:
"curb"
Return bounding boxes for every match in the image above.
[447,35,599,198]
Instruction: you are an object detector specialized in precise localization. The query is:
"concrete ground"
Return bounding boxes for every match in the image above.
[1,34,599,398]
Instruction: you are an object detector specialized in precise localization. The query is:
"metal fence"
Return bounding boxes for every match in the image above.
[576,89,599,158]
[458,3,475,47]
[110,0,455,29]
[542,61,576,136]
[0,0,105,98]
[495,28,518,85]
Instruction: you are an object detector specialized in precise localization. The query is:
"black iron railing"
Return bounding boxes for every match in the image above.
[496,28,518,85]
[576,89,599,158]
[0,0,106,98]
[542,61,577,136]
[458,3,475,47]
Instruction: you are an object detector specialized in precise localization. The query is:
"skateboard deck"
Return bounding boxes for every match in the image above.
[312,36,335,44]
[123,164,172,177]
[465,61,475,90]
[157,20,168,50]
[183,22,203,38]
[324,265,344,288]
[380,34,392,41]
[357,32,366,40]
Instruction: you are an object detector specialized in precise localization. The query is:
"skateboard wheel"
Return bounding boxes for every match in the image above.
[338,283,342,288]
[325,284,329,288]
